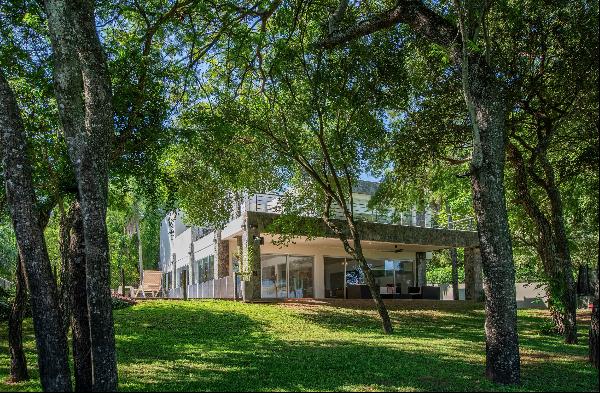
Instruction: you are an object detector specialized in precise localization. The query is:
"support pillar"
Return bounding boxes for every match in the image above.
[416,252,427,287]
[464,247,484,301]
[241,217,261,301]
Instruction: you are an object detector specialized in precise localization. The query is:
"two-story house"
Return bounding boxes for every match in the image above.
[158,180,482,301]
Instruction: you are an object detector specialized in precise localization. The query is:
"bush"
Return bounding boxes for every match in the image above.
[427,266,465,285]
[111,293,137,310]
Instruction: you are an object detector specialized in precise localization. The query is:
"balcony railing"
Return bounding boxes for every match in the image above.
[242,193,477,232]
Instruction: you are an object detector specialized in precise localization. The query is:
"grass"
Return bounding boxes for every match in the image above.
[1,299,598,392]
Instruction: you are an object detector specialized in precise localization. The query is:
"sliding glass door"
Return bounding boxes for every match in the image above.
[288,256,314,298]
[261,254,314,299]
[261,255,287,299]
[324,257,416,298]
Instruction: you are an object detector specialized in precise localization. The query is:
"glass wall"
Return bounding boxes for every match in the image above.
[261,254,314,299]
[288,256,314,298]
[192,255,216,284]
[324,257,346,298]
[324,257,415,298]
[261,255,287,298]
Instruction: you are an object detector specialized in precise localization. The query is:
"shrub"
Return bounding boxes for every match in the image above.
[111,292,137,310]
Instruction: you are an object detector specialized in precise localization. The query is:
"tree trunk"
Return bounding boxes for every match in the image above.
[59,204,73,335]
[137,221,144,286]
[467,62,520,385]
[69,200,94,391]
[0,71,72,392]
[508,142,577,343]
[450,248,460,300]
[350,226,393,334]
[541,154,577,344]
[45,0,118,389]
[8,255,29,383]
[590,261,599,369]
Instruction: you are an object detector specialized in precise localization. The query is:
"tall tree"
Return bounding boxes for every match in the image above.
[44,0,118,389]
[319,0,521,383]
[1,70,72,391]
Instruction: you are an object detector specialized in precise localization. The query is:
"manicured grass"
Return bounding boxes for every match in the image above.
[1,300,598,391]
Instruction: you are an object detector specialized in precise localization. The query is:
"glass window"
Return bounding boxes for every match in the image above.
[288,256,313,298]
[324,257,346,298]
[208,255,215,281]
[261,255,287,298]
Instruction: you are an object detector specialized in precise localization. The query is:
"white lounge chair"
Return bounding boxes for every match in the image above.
[132,270,163,298]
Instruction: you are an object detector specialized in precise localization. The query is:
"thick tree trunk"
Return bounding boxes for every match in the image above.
[45,0,118,390]
[0,71,72,392]
[467,62,520,385]
[69,200,94,391]
[8,255,29,383]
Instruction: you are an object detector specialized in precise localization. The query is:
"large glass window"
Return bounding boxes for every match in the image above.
[261,255,287,298]
[324,257,415,298]
[261,254,314,299]
[208,255,215,281]
[324,257,346,298]
[288,256,314,298]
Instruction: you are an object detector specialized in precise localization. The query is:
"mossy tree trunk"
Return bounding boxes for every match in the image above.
[1,70,72,392]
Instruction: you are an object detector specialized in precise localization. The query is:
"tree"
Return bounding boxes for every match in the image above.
[1,69,72,391]
[501,0,598,344]
[318,0,521,383]
[171,5,412,332]
[44,0,118,388]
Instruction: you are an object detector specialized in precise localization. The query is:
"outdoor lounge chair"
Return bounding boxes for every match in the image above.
[132,270,163,298]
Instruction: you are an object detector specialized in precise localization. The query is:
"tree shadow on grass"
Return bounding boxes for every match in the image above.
[113,301,597,392]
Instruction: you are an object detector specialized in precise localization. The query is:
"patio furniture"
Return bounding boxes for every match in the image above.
[346,284,371,299]
[407,286,441,300]
[132,270,163,298]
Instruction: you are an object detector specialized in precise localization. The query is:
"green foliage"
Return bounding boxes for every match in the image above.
[0,220,17,279]
[427,266,465,285]
[0,286,12,322]
[1,301,597,391]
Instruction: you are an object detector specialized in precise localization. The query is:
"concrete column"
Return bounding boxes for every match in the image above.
[214,230,230,279]
[416,252,427,286]
[314,254,325,299]
[464,247,484,301]
[241,217,261,301]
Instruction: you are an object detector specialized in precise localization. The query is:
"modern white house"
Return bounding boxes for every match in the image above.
[158,181,484,301]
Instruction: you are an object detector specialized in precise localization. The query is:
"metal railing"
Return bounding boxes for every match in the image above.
[242,193,477,232]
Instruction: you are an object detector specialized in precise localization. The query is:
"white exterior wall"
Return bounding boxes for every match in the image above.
[436,282,549,309]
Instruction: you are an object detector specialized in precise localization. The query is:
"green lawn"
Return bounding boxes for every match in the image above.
[1,300,598,392]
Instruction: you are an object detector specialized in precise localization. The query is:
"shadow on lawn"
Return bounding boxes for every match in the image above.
[114,304,486,392]
[113,302,597,392]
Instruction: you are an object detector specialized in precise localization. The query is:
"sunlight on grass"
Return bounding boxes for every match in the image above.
[1,300,598,392]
